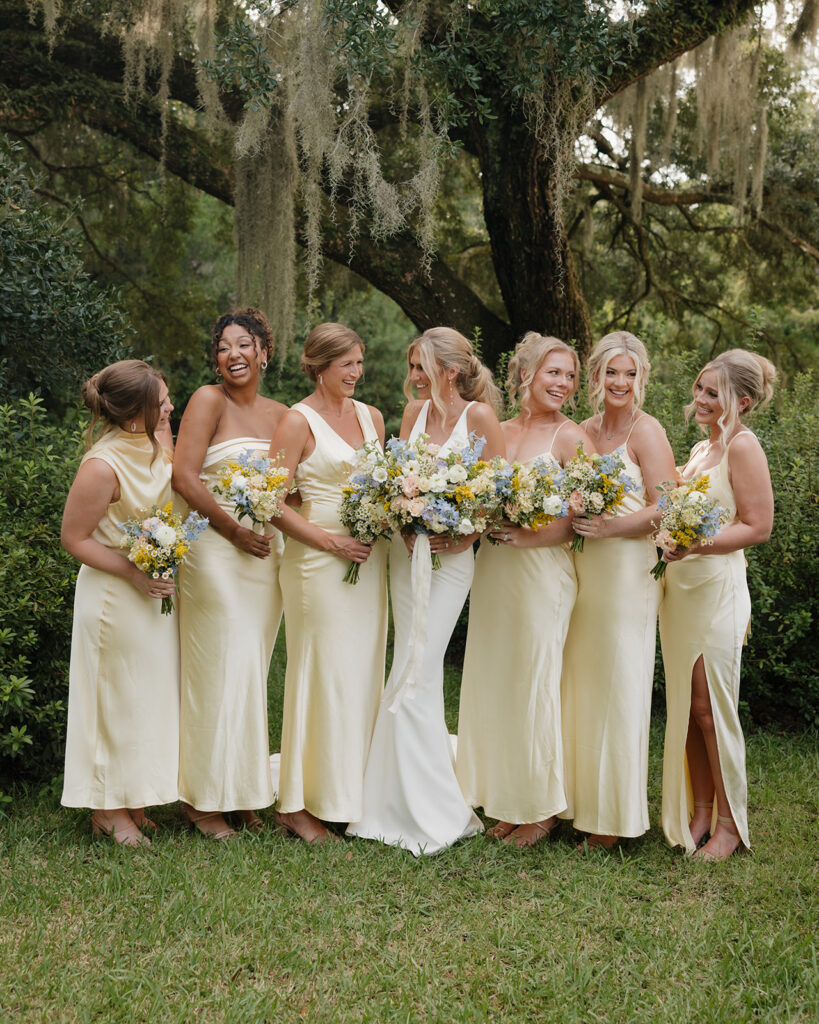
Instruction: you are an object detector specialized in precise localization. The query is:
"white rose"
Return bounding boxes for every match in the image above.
[687,491,707,504]
[429,474,448,493]
[231,473,248,491]
[448,464,468,484]
[372,466,388,483]
[458,518,474,535]
[589,492,605,513]
[542,495,562,516]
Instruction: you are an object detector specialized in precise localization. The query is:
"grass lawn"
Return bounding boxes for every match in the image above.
[1,643,817,1023]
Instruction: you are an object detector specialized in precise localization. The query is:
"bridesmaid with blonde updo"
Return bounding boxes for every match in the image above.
[661,349,775,861]
[174,308,287,839]
[456,334,591,847]
[561,332,676,850]
[271,323,388,844]
[61,360,177,846]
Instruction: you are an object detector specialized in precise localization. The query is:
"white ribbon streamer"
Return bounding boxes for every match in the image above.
[387,533,432,713]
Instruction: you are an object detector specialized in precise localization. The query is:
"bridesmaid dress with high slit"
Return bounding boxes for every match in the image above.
[277,401,387,823]
[62,428,179,810]
[559,419,661,838]
[660,433,752,853]
[178,437,283,812]
[347,401,483,855]
[456,423,576,824]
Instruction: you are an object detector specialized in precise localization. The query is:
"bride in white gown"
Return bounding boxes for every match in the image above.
[347,327,505,855]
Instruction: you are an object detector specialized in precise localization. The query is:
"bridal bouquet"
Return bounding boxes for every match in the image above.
[339,440,396,583]
[118,502,209,614]
[650,475,728,579]
[383,433,504,568]
[489,457,567,540]
[211,449,292,524]
[559,444,636,552]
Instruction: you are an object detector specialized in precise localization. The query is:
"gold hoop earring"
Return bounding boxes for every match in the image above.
[130,422,136,433]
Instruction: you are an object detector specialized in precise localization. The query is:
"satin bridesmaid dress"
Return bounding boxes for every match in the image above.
[456,423,576,824]
[62,428,179,810]
[347,401,483,855]
[177,438,283,812]
[660,433,753,853]
[277,401,388,823]
[559,419,661,838]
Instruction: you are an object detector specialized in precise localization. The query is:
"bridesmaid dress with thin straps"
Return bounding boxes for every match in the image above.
[660,433,752,853]
[177,437,283,812]
[277,401,387,823]
[455,422,576,824]
[347,401,483,854]
[559,416,662,838]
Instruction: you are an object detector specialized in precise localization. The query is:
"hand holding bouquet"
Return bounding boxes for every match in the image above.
[211,449,293,524]
[489,457,567,540]
[650,475,728,578]
[118,502,209,614]
[339,440,395,583]
[383,432,504,568]
[560,444,635,552]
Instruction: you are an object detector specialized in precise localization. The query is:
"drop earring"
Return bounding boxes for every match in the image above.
[449,378,456,407]
[130,422,136,433]
[261,361,268,371]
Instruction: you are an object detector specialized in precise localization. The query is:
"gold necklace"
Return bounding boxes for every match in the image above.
[601,409,635,440]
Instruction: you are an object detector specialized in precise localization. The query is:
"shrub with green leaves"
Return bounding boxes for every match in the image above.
[0,141,131,415]
[0,396,83,782]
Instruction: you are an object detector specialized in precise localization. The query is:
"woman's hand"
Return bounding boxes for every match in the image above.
[228,521,274,559]
[127,565,177,600]
[488,524,530,548]
[428,533,475,555]
[571,514,614,540]
[326,534,373,563]
[662,541,702,562]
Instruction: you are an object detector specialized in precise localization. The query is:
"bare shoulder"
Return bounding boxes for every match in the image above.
[559,418,591,448]
[258,394,289,431]
[728,430,767,466]
[186,384,226,414]
[365,403,385,432]
[77,456,118,487]
[631,412,671,450]
[399,400,425,435]
[467,402,501,429]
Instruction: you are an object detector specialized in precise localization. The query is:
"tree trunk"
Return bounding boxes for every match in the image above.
[471,111,592,362]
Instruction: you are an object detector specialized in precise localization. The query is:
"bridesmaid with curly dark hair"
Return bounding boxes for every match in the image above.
[173,308,288,838]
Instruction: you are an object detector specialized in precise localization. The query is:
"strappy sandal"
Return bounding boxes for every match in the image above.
[486,821,516,840]
[504,817,558,848]
[91,811,151,848]
[690,801,713,848]
[182,804,235,840]
[129,808,158,833]
[274,810,339,844]
[233,810,265,834]
[693,815,742,862]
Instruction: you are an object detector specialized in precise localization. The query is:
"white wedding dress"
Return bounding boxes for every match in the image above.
[346,401,483,855]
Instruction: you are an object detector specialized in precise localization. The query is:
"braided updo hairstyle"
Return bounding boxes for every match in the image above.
[685,349,777,437]
[404,327,501,420]
[210,307,274,374]
[81,359,167,460]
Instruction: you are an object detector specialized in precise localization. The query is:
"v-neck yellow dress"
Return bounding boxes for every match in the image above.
[660,435,752,852]
[277,401,388,822]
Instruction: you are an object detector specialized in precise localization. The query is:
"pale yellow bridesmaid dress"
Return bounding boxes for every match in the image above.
[277,401,388,822]
[177,438,283,812]
[559,428,661,838]
[456,432,576,824]
[660,434,752,853]
[62,428,179,810]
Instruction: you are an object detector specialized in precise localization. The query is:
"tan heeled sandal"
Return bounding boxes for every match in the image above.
[486,821,516,840]
[693,815,742,862]
[182,804,235,840]
[504,818,558,848]
[91,811,150,848]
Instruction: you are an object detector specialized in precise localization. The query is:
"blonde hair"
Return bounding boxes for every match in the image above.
[685,348,777,437]
[81,360,167,461]
[300,322,364,382]
[586,331,651,413]
[403,327,501,419]
[506,333,580,412]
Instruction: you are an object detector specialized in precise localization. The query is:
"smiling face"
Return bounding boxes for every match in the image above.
[407,346,436,398]
[321,344,364,398]
[692,368,723,428]
[602,352,638,410]
[215,322,266,385]
[526,350,577,413]
[157,381,173,430]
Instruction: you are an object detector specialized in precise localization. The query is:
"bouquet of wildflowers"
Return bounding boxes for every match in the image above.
[119,502,209,614]
[383,432,504,568]
[211,449,292,524]
[489,457,567,540]
[339,440,395,583]
[559,444,636,552]
[650,475,728,579]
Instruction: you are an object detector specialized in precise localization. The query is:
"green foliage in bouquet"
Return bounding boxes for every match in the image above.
[0,397,82,781]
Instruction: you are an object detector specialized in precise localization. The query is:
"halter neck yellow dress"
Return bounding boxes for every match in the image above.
[61,428,179,810]
[277,401,388,822]
[660,434,752,853]
[559,422,661,838]
[177,438,284,812]
[456,424,576,824]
